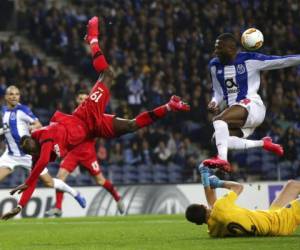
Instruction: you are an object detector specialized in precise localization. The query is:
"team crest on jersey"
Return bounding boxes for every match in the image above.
[236,64,246,74]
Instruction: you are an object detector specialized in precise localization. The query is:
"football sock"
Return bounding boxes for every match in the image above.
[228,136,263,150]
[198,163,210,187]
[103,180,120,201]
[55,191,64,210]
[90,41,109,73]
[135,105,168,128]
[53,178,77,197]
[213,120,229,161]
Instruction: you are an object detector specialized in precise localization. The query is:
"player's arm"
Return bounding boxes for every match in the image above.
[199,163,244,207]
[20,106,42,132]
[208,66,223,113]
[0,124,10,135]
[250,52,300,71]
[29,120,42,133]
[24,141,53,187]
[1,179,38,220]
[199,163,217,208]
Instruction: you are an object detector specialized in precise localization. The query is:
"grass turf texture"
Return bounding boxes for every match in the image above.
[0,215,299,250]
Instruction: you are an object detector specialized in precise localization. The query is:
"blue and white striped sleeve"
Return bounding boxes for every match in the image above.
[210,65,223,105]
[247,52,300,71]
[19,105,38,123]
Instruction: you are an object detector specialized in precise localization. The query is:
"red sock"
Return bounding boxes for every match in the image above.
[90,42,109,73]
[55,191,64,210]
[103,180,120,201]
[135,105,168,128]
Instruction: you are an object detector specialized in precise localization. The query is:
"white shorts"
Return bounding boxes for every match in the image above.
[0,150,48,175]
[232,98,266,138]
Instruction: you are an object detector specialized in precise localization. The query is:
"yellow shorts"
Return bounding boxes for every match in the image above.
[269,199,300,235]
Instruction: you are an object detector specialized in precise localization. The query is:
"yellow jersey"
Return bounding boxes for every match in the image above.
[207,191,300,237]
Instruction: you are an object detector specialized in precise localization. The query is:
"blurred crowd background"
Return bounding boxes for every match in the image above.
[0,0,300,187]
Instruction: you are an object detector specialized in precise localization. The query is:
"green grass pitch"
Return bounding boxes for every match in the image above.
[0,215,299,250]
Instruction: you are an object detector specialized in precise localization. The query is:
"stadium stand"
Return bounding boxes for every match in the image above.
[0,0,300,187]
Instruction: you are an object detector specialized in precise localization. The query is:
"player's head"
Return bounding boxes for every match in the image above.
[20,135,40,157]
[214,33,237,64]
[76,90,89,105]
[185,204,210,225]
[5,85,20,108]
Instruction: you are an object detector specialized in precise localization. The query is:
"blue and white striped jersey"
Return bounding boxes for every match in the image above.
[210,52,300,106]
[2,104,38,156]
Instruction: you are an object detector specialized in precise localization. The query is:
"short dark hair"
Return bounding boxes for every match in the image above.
[20,135,39,155]
[185,204,207,225]
[217,33,237,46]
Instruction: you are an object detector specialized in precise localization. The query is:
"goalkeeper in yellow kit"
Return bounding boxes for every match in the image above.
[185,163,300,237]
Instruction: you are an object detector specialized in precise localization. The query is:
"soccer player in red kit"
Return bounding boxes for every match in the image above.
[46,91,124,217]
[1,16,190,220]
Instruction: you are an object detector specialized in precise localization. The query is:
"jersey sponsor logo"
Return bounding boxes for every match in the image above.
[217,69,223,74]
[53,144,61,157]
[225,78,239,94]
[236,64,246,74]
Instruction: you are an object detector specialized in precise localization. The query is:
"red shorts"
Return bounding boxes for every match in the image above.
[60,140,101,176]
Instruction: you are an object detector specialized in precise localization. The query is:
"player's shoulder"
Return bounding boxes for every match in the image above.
[237,51,268,62]
[209,57,220,67]
[1,105,8,113]
[17,104,33,114]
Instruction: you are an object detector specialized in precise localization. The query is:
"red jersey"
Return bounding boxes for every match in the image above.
[73,81,111,137]
[32,123,68,158]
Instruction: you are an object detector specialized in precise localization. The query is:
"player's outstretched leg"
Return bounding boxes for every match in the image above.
[113,95,190,136]
[85,16,109,74]
[227,136,283,155]
[40,174,86,210]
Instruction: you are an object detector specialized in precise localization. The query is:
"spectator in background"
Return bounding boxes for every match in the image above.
[154,140,172,164]
[109,142,124,166]
[123,141,142,166]
[126,68,144,114]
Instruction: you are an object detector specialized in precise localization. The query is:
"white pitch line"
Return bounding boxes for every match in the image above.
[0,219,186,226]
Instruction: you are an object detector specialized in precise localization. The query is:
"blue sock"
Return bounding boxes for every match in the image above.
[198,163,210,187]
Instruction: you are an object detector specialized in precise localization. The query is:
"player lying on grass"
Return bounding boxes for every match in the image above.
[46,91,124,217]
[185,162,300,237]
[203,32,300,171]
[0,86,86,212]
[1,16,190,220]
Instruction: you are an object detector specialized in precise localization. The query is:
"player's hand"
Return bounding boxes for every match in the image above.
[1,206,22,220]
[10,183,28,195]
[208,101,219,114]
